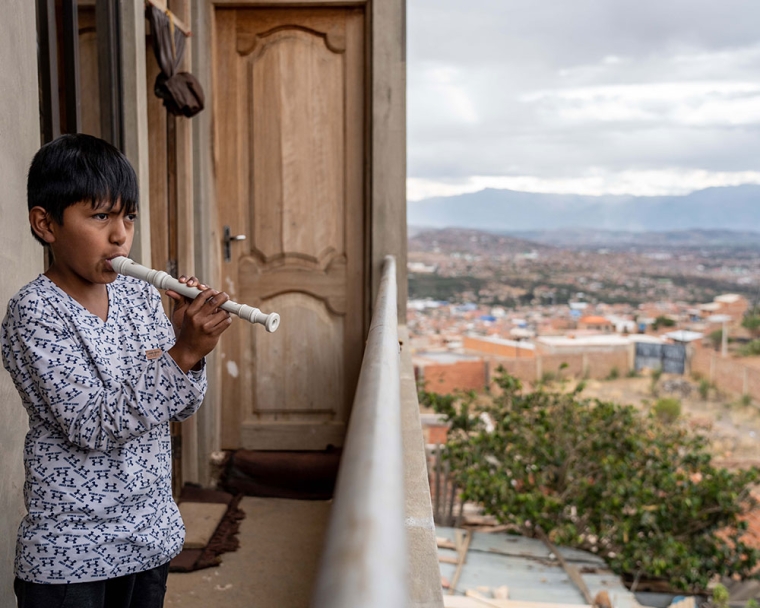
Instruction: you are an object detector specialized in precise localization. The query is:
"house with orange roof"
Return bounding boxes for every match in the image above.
[578,315,614,332]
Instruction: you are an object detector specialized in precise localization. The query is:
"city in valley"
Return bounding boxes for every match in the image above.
[408,226,760,468]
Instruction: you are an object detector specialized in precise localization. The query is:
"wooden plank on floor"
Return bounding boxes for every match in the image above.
[179,502,228,549]
[445,600,593,608]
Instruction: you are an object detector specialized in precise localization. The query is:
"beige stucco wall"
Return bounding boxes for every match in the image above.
[372,0,408,323]
[0,0,43,602]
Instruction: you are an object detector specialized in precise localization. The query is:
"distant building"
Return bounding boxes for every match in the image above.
[544,317,575,333]
[408,298,447,310]
[700,294,749,327]
[463,334,537,358]
[413,352,487,395]
[606,315,638,334]
[536,334,662,355]
[407,261,438,274]
[714,294,749,321]
[578,315,614,332]
[663,330,704,344]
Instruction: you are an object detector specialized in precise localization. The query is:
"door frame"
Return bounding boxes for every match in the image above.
[144,0,199,492]
[187,0,406,484]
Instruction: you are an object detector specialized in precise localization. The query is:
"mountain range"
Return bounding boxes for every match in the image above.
[407,184,760,233]
[504,228,760,249]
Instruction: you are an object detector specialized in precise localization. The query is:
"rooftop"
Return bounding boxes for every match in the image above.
[715,294,744,304]
[663,330,704,343]
[579,316,611,325]
[537,334,662,348]
[437,527,641,608]
[414,352,484,365]
[466,334,536,350]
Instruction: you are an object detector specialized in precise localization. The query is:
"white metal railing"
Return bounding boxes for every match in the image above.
[311,255,408,608]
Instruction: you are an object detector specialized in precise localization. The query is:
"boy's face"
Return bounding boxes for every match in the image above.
[45,200,136,285]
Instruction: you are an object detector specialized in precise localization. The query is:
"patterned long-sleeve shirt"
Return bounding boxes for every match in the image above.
[1,274,207,584]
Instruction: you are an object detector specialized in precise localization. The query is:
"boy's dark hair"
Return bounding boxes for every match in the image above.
[27,134,139,246]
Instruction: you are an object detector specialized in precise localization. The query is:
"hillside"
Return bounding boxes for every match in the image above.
[407,185,760,232]
[409,227,551,256]
[506,228,760,250]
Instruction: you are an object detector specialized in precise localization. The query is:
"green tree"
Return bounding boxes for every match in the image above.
[423,369,760,592]
[652,316,676,331]
[742,310,760,339]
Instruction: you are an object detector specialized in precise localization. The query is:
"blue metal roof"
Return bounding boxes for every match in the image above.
[437,527,642,608]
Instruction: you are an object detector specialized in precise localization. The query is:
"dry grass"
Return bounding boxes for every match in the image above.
[573,374,760,469]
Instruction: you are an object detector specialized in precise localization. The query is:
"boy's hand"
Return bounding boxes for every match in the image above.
[167,275,207,335]
[167,279,233,374]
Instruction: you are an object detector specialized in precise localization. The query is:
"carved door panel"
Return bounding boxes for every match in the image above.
[214,8,366,450]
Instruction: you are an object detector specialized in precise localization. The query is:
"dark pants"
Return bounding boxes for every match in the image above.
[14,562,170,608]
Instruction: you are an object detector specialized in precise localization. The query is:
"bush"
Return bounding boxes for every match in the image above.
[709,329,725,351]
[698,379,711,400]
[650,368,663,396]
[606,367,620,381]
[653,397,681,423]
[742,313,760,339]
[713,584,729,608]
[427,368,760,592]
[740,340,760,357]
[538,371,557,387]
[652,316,676,331]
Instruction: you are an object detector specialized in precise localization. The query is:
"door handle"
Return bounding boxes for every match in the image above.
[223,226,246,262]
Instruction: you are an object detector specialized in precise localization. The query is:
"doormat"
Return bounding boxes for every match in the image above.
[169,485,246,572]
[221,448,341,500]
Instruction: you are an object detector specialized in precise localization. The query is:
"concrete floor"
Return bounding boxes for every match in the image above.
[165,497,332,608]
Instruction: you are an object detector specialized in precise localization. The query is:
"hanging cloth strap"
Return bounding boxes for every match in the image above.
[145,4,205,118]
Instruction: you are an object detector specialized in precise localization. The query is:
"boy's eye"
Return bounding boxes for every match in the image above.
[93,213,109,220]
[126,213,138,222]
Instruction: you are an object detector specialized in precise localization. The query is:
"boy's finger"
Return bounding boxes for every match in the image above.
[207,313,233,334]
[200,291,229,314]
[183,276,208,291]
[187,288,218,315]
[208,292,230,310]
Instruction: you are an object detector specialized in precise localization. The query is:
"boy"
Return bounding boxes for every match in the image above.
[1,134,233,608]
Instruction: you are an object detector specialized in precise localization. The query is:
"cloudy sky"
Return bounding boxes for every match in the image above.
[407,0,760,201]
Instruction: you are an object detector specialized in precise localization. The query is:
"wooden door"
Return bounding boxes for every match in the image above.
[214,7,366,450]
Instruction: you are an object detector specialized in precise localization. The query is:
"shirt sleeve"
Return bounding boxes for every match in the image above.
[149,285,208,423]
[2,293,207,452]
[170,359,207,422]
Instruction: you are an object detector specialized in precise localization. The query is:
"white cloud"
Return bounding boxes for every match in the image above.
[409,63,480,126]
[407,169,760,201]
[523,81,760,126]
[671,43,760,73]
[407,2,760,197]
